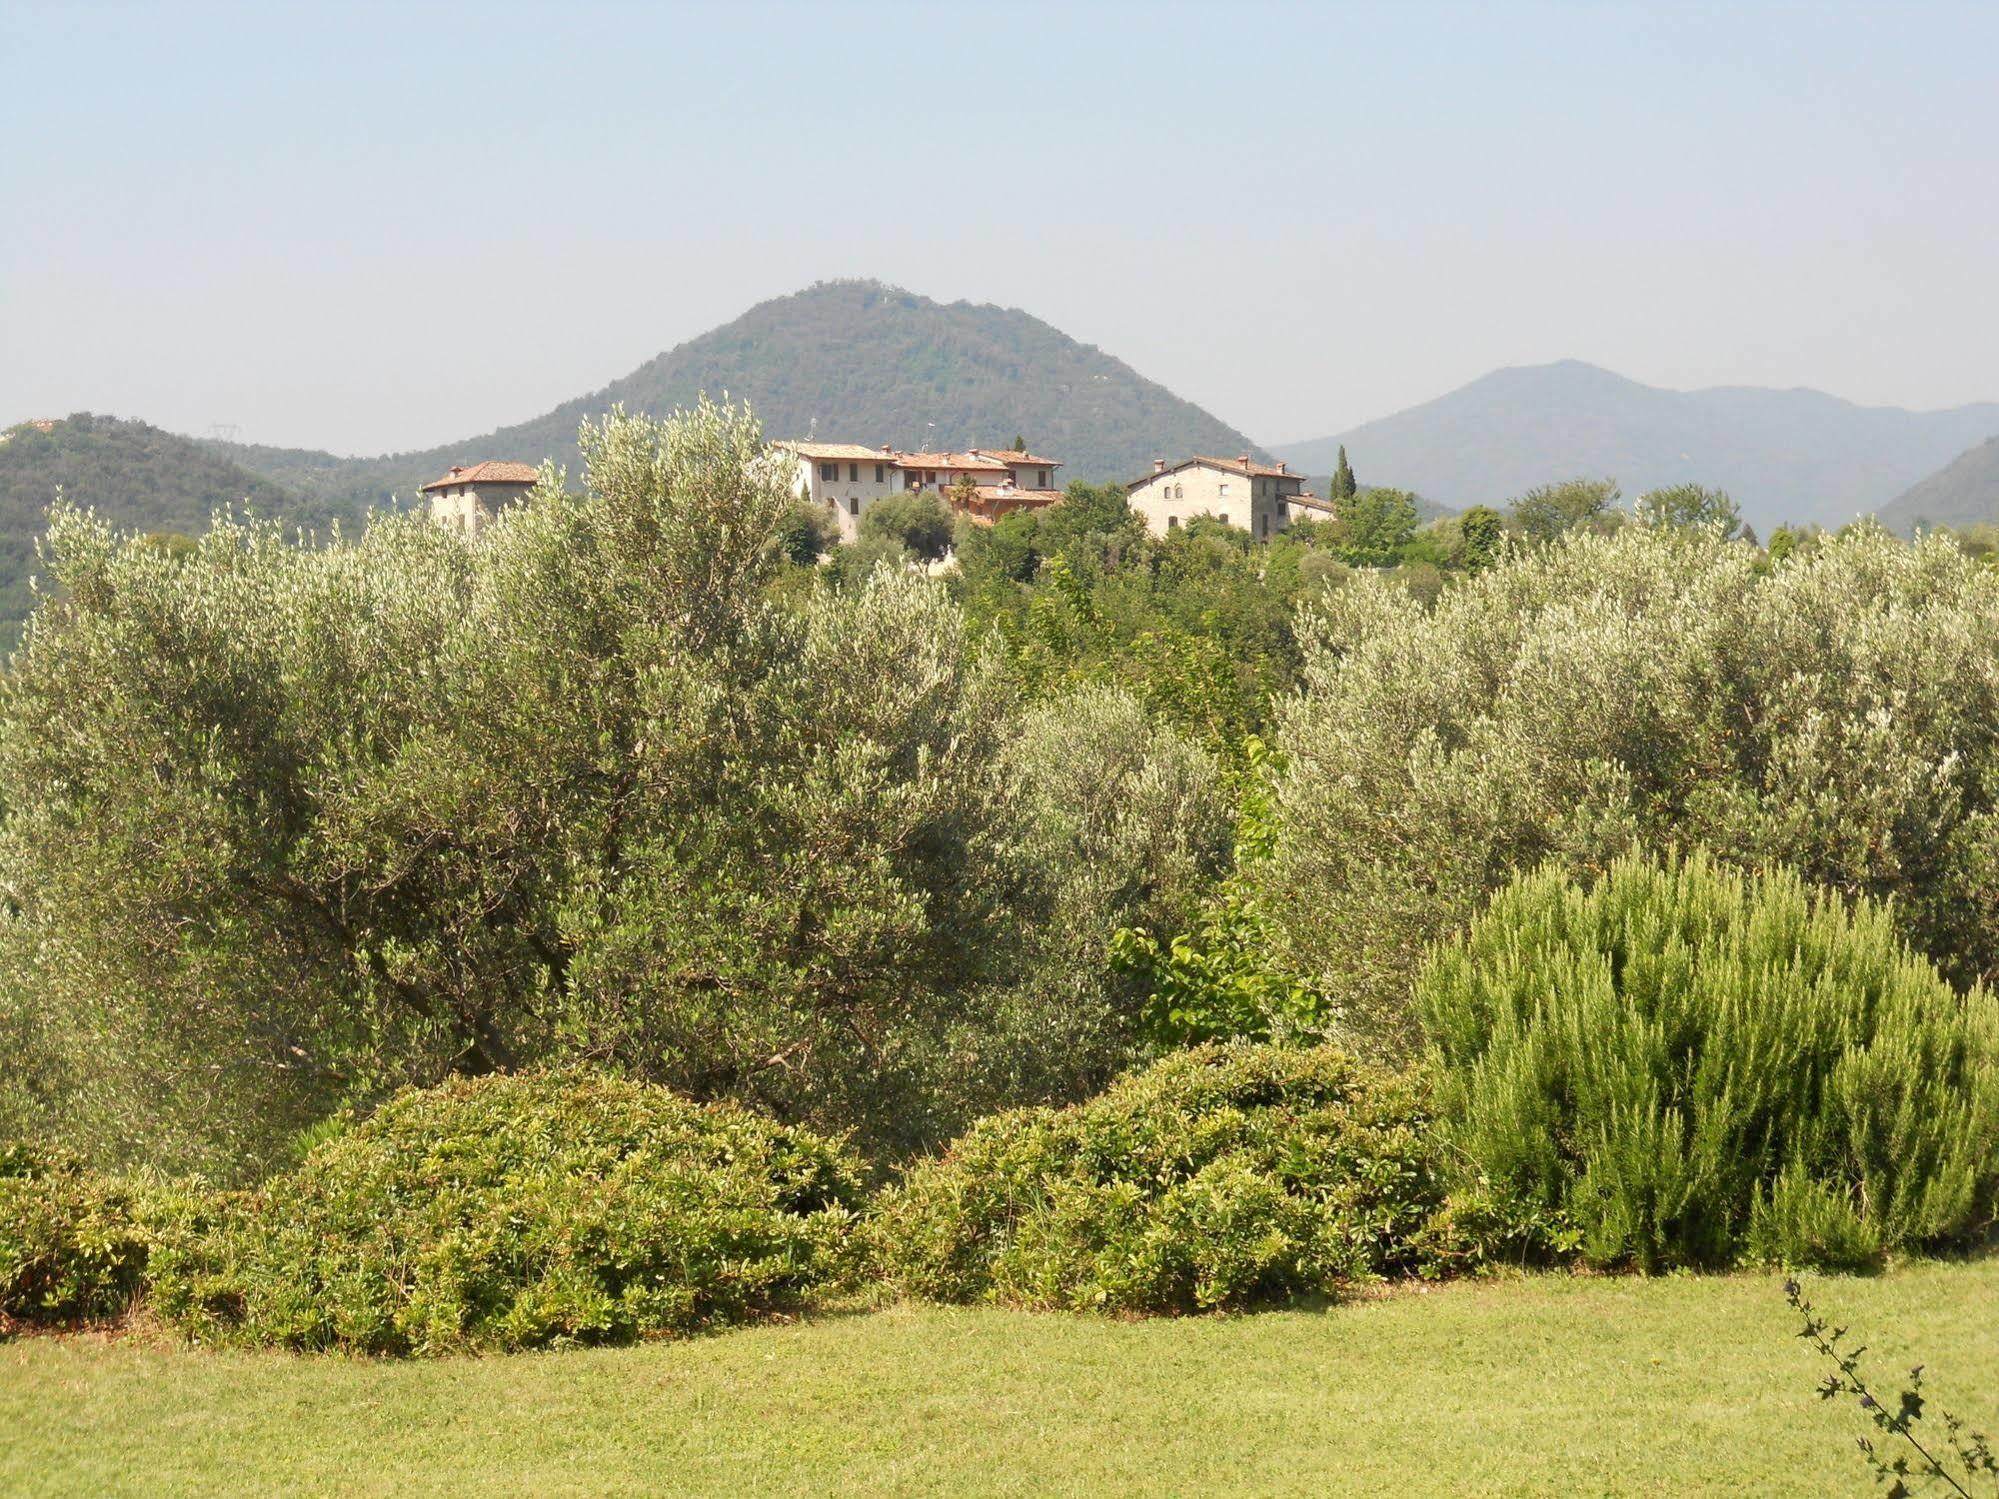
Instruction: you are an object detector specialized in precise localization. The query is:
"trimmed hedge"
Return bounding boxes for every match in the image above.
[1417,852,1999,1270]
[870,1043,1439,1313]
[0,1143,151,1329]
[147,1072,864,1353]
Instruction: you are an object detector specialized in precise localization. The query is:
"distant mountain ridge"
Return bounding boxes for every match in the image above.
[1274,361,1999,535]
[205,281,1276,509]
[1880,435,1999,534]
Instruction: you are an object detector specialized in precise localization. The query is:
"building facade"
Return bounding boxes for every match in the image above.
[420,461,541,536]
[1125,455,1315,539]
[777,442,907,541]
[778,441,1065,541]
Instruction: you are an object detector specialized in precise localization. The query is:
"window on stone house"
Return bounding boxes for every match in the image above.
[849,497,859,516]
[1038,469,1048,487]
[820,463,837,481]
[1167,515,1180,528]
[849,463,859,482]
[1219,482,1230,497]
[876,464,886,482]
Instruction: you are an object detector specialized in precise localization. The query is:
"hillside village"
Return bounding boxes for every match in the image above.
[421,441,1331,543]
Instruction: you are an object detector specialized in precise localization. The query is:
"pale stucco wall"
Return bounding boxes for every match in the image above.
[1003,462,1056,490]
[1127,463,1296,540]
[427,482,535,537]
[788,451,902,542]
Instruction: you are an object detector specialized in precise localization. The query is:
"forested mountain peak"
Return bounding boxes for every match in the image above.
[205,280,1274,510]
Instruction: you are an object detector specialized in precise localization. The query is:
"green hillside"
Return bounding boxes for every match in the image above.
[209,281,1275,506]
[1275,361,1999,536]
[1879,433,1999,534]
[0,415,364,646]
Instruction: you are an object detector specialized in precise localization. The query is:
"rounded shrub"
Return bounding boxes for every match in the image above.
[0,1142,151,1329]
[147,1072,864,1354]
[870,1043,1439,1314]
[1417,851,1999,1270]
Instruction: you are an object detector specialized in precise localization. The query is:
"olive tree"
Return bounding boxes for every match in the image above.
[0,402,1227,1174]
[1263,524,1999,1050]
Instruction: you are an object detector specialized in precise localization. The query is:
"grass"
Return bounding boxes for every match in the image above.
[3,1261,1995,1496]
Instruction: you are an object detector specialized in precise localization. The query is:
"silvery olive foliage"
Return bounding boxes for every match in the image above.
[988,685,1237,1094]
[1266,524,1999,1050]
[0,402,1224,1175]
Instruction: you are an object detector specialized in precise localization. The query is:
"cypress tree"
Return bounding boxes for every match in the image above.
[1331,446,1357,502]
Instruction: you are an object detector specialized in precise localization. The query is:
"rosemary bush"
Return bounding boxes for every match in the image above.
[1418,852,1999,1269]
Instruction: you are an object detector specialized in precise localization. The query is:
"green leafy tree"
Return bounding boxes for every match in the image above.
[1507,477,1622,543]
[774,499,839,564]
[1458,504,1503,573]
[859,490,955,560]
[954,494,1304,764]
[1635,482,1746,540]
[1338,486,1420,562]
[1109,740,1330,1046]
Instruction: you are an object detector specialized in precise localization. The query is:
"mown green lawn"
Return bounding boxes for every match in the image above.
[3,1261,1993,1497]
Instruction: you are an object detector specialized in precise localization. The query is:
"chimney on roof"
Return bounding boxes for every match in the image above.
[1153,458,1166,474]
[881,444,893,454]
[1277,460,1287,474]
[1238,454,1251,468]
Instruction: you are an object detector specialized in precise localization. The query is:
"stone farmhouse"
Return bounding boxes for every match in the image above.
[779,441,1064,542]
[1125,455,1325,540]
[421,461,540,536]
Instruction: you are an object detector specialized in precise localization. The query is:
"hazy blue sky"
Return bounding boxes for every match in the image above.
[5,0,1996,454]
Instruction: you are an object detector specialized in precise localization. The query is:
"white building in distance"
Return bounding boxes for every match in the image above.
[1125,455,1320,539]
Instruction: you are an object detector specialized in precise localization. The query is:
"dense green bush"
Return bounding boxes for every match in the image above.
[1418,853,1999,1270]
[870,1044,1439,1313]
[0,1143,151,1328]
[147,1072,864,1354]
[1268,525,1999,1049]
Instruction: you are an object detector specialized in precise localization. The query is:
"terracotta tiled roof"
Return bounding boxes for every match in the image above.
[1191,455,1298,478]
[780,441,892,461]
[975,449,1062,468]
[896,452,1009,473]
[420,461,540,492]
[1131,455,1303,488]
